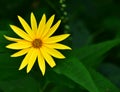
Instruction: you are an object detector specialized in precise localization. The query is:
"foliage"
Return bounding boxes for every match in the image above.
[0,0,120,92]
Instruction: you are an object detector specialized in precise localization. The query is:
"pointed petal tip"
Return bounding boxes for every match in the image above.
[52,14,55,17]
[10,55,14,57]
[63,34,71,37]
[31,12,35,17]
[6,45,9,48]
[68,46,72,50]
[4,35,7,39]
[11,54,20,57]
[41,13,46,22]
[19,63,27,71]
[60,45,72,50]
[9,24,12,26]
[18,67,22,70]
[62,34,71,39]
[42,13,46,17]
[58,20,61,23]
[48,14,55,20]
[65,34,71,39]
[26,69,30,73]
[26,67,32,73]
[10,24,14,28]
[4,35,12,41]
[56,20,61,26]
[10,25,17,30]
[17,15,21,19]
[62,55,66,59]
[17,15,24,22]
[58,56,66,59]
[51,14,55,19]
[67,34,71,36]
[41,71,45,76]
[57,54,66,59]
[31,12,34,14]
[43,13,46,15]
[51,64,56,68]
[63,56,66,59]
[62,45,72,50]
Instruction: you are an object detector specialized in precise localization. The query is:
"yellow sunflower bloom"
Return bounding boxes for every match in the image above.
[4,12,71,75]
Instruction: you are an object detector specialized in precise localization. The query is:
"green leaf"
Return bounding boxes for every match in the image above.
[0,53,24,80]
[54,57,99,92]
[50,85,75,92]
[103,17,120,30]
[46,70,76,88]
[0,53,40,92]
[99,63,120,88]
[0,76,39,92]
[89,69,120,92]
[74,39,120,66]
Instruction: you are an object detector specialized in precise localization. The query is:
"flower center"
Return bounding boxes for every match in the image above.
[32,39,42,48]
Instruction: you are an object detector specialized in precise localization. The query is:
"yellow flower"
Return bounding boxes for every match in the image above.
[4,12,71,75]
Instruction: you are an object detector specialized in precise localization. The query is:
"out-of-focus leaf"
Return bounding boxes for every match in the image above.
[0,53,40,92]
[46,70,76,88]
[103,16,120,38]
[89,68,120,92]
[54,57,99,92]
[103,17,120,30]
[71,21,92,48]
[0,53,24,80]
[0,76,39,92]
[74,39,120,67]
[99,63,120,87]
[50,85,74,92]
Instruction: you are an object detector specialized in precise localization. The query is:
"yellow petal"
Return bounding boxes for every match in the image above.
[41,14,55,38]
[4,35,22,42]
[11,48,30,57]
[37,14,46,38]
[18,16,34,38]
[31,12,37,33]
[44,34,70,43]
[27,48,38,73]
[44,43,72,50]
[38,49,45,75]
[45,20,61,38]
[19,48,34,70]
[40,47,56,68]
[44,46,65,59]
[10,25,32,41]
[6,41,31,50]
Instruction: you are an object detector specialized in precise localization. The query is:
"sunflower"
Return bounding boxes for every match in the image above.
[4,12,71,75]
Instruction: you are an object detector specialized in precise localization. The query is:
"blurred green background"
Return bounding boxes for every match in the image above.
[0,0,120,92]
